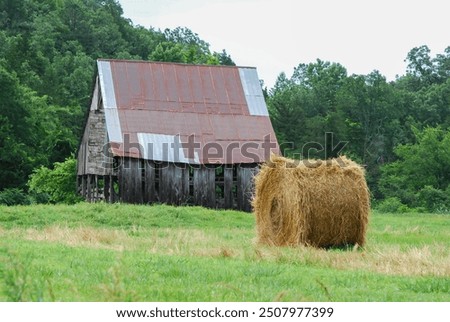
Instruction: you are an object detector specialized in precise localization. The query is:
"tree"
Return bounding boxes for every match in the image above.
[154,27,222,64]
[268,80,307,155]
[406,46,434,81]
[400,45,450,91]
[292,59,347,115]
[434,46,450,81]
[149,41,185,63]
[0,65,43,189]
[127,25,165,60]
[379,127,450,210]
[213,49,235,66]
[337,71,403,163]
[268,61,350,159]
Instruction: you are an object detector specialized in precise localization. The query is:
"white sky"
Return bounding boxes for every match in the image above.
[118,0,449,88]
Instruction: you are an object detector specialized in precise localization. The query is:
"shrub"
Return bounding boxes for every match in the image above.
[416,185,449,212]
[0,188,31,206]
[29,192,51,204]
[376,197,412,213]
[28,157,82,204]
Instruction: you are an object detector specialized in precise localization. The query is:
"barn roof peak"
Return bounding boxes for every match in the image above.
[97,58,257,70]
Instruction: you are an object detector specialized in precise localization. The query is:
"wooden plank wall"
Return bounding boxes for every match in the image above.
[144,160,156,203]
[77,174,118,202]
[237,166,256,212]
[160,163,190,205]
[223,167,234,209]
[119,158,143,203]
[78,158,257,211]
[193,165,215,208]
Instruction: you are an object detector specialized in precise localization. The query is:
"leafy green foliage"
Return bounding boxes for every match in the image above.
[379,127,450,211]
[0,188,30,206]
[0,64,43,190]
[417,186,449,212]
[375,197,412,214]
[28,157,81,204]
[149,27,227,65]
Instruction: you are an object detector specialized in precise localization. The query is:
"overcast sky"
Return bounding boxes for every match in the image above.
[118,0,449,88]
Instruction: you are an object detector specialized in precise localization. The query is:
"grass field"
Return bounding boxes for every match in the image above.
[0,203,449,302]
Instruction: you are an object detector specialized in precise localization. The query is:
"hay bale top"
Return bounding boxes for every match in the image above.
[265,154,365,176]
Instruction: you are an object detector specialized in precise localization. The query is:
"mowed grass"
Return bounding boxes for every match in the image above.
[0,203,449,302]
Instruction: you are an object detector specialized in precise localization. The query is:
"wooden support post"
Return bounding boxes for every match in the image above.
[76,176,81,195]
[181,164,190,204]
[104,175,110,203]
[172,164,183,205]
[86,174,92,202]
[81,175,87,200]
[94,175,98,201]
[110,175,116,203]
[223,167,233,209]
[118,159,122,202]
[119,157,130,202]
[206,166,216,208]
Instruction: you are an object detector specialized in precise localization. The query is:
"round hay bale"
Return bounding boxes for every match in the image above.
[253,155,370,248]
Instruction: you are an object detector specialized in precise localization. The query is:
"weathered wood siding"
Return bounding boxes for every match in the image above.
[237,166,257,212]
[118,158,143,203]
[160,163,190,205]
[77,78,113,176]
[77,158,258,211]
[223,167,234,209]
[144,160,156,203]
[77,174,118,202]
[193,165,216,208]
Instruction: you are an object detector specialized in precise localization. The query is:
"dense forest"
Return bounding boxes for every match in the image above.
[0,0,449,212]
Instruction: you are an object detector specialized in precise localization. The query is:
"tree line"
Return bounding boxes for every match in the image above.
[0,0,448,212]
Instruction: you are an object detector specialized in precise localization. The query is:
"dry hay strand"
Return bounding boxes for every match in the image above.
[253,155,370,248]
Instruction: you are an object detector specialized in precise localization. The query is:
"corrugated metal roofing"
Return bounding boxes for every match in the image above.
[238,68,269,116]
[97,59,279,164]
[138,133,197,163]
[98,61,123,143]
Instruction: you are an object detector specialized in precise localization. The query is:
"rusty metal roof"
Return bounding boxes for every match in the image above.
[97,59,279,164]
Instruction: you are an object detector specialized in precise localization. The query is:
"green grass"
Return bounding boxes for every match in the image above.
[0,203,253,230]
[0,203,449,301]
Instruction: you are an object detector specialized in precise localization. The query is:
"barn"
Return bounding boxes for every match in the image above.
[77,59,279,211]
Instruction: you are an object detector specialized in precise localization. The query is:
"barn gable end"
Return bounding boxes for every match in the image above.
[78,77,109,176]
